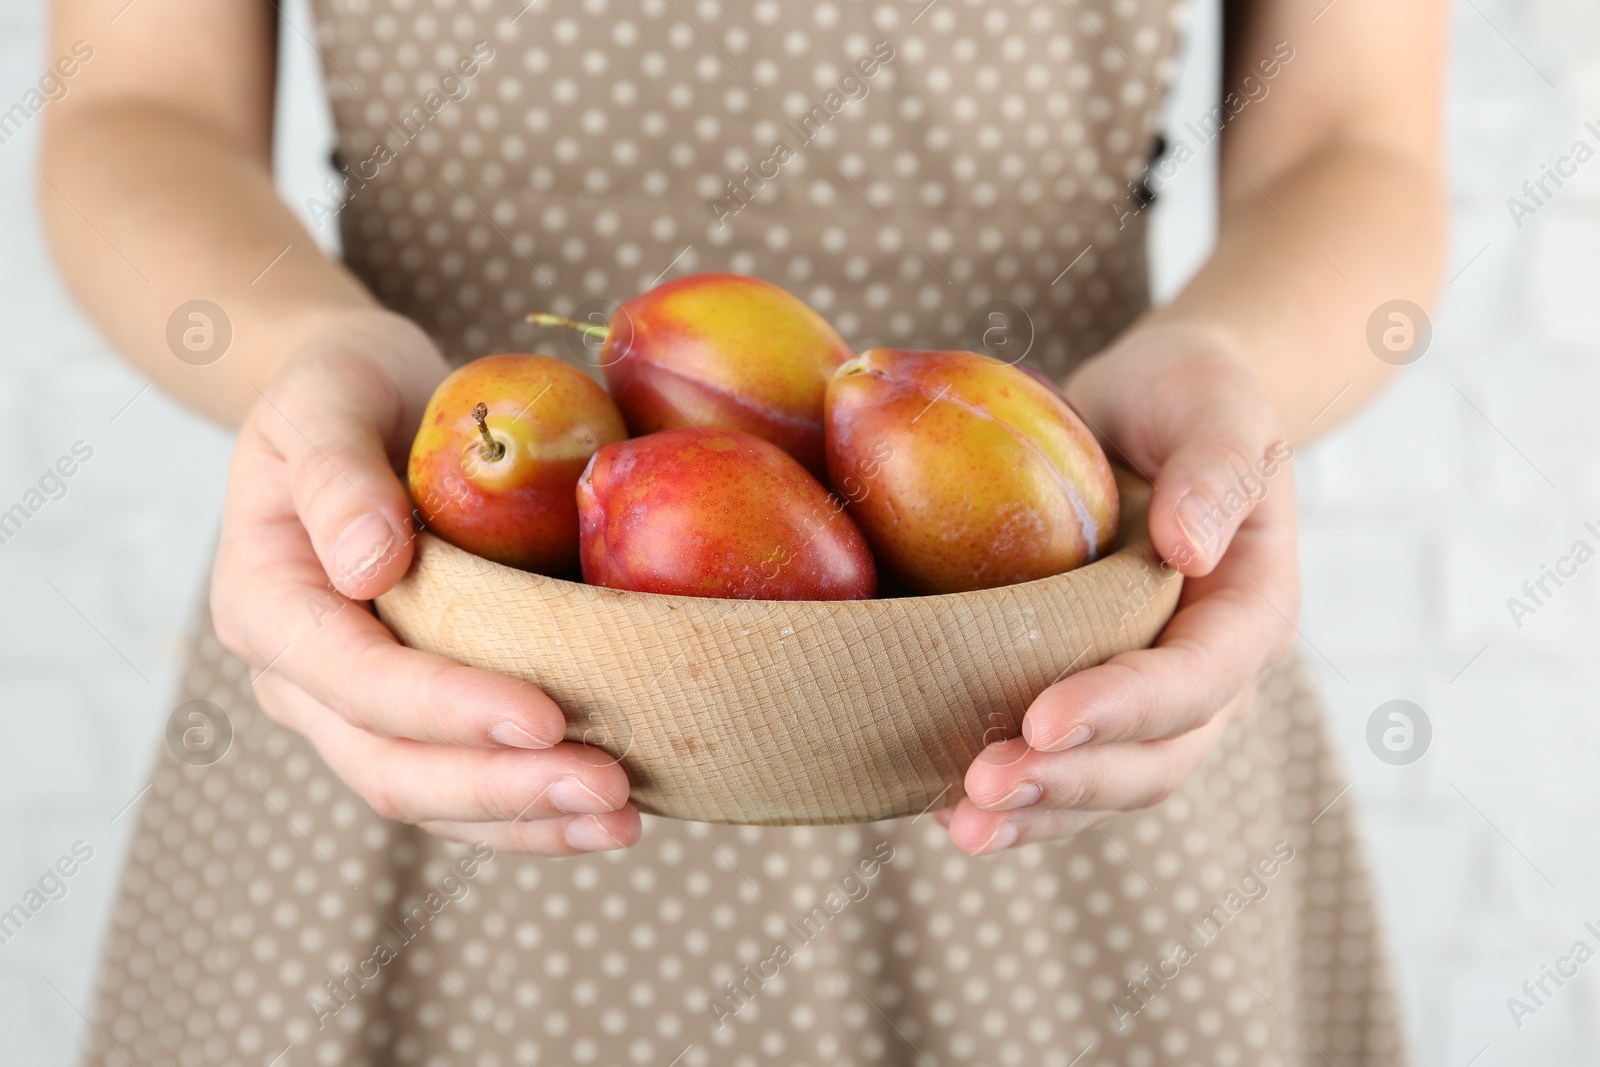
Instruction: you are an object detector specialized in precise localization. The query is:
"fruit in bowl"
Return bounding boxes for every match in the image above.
[577,427,876,600]
[406,354,626,574]
[825,348,1119,595]
[530,273,850,477]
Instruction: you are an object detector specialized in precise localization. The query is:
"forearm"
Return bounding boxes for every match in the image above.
[1142,138,1447,443]
[40,101,380,427]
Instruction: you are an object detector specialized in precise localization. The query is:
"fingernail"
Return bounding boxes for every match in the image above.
[334,511,398,584]
[977,739,1025,764]
[1175,491,1220,566]
[565,815,627,852]
[984,782,1041,811]
[976,821,1019,855]
[549,777,616,814]
[490,721,552,750]
[1044,723,1094,752]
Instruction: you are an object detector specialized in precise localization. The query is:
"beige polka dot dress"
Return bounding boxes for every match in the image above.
[83,2,1409,1065]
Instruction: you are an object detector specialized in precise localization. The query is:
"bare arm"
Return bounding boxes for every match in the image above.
[1146,0,1450,441]
[41,0,378,426]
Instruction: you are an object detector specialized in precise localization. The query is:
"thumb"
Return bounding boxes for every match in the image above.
[1147,402,1292,578]
[253,315,447,600]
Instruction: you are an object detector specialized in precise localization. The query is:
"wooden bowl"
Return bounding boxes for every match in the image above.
[376,468,1179,825]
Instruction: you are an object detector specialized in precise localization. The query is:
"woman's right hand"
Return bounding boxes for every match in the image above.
[210,308,640,855]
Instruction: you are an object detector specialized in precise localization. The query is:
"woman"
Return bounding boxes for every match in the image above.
[44,0,1446,1062]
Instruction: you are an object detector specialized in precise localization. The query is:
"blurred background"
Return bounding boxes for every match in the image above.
[2,0,1597,1063]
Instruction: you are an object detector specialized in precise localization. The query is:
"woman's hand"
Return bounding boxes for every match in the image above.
[210,309,640,855]
[941,324,1301,854]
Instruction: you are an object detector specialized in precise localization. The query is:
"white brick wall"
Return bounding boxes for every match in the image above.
[1,1,1595,1065]
[1286,2,1600,1063]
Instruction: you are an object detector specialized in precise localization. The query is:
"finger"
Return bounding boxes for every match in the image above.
[944,801,1115,856]
[421,809,642,855]
[255,672,631,823]
[1152,421,1292,578]
[1071,338,1293,578]
[1122,346,1291,578]
[214,437,567,749]
[965,712,1229,821]
[1022,493,1296,750]
[252,319,446,600]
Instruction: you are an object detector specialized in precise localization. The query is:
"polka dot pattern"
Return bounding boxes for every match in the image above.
[82,602,1406,1066]
[311,0,1185,378]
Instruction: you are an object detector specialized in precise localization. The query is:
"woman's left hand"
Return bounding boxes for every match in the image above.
[940,323,1302,854]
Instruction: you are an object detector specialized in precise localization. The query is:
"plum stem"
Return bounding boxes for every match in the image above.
[527,312,610,341]
[471,402,505,462]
